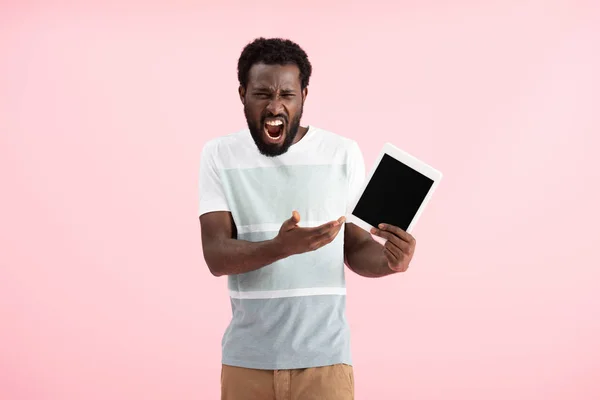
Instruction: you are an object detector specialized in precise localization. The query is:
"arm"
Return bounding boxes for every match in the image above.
[342,141,416,276]
[200,211,287,277]
[343,222,415,277]
[200,210,345,277]
[343,222,396,277]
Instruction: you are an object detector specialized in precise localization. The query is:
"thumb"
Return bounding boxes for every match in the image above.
[282,210,301,230]
[292,210,301,224]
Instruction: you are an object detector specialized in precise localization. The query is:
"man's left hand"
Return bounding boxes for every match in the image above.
[370,223,416,272]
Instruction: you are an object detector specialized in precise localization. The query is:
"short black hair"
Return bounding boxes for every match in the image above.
[237,37,312,90]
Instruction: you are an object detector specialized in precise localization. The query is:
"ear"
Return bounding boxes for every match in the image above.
[302,87,308,104]
[238,86,246,105]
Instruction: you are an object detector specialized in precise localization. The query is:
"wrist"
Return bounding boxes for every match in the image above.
[268,236,291,261]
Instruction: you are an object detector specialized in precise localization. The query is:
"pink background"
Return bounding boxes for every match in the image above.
[1,1,599,399]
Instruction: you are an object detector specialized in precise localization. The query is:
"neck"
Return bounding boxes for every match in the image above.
[292,125,309,145]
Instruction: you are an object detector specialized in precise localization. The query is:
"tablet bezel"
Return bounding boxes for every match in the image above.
[346,142,443,234]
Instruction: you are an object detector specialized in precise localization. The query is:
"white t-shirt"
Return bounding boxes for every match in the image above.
[198,125,365,369]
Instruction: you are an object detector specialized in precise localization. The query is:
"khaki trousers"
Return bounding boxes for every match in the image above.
[221,363,354,400]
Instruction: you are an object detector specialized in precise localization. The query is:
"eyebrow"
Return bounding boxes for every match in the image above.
[251,87,296,93]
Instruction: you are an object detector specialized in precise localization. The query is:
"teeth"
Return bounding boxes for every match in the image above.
[265,120,283,126]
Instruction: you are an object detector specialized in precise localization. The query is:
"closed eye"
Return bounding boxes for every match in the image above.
[252,91,295,99]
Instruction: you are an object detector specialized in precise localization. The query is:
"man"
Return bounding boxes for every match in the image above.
[198,37,416,400]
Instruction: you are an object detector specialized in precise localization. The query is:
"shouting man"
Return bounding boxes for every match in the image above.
[198,37,416,400]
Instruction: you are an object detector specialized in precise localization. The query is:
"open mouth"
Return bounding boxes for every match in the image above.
[263,118,285,143]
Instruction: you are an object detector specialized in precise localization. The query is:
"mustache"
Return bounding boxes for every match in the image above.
[261,113,288,124]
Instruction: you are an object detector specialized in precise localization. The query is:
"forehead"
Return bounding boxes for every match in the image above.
[247,63,301,89]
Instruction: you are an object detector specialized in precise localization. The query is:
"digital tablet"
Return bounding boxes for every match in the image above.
[346,142,443,234]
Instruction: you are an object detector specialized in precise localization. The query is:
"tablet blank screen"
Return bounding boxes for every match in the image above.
[352,154,434,231]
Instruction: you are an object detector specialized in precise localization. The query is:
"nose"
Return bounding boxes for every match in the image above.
[266,98,284,116]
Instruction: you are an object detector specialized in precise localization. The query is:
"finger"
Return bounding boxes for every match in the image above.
[312,222,343,250]
[370,228,410,252]
[384,247,408,272]
[311,222,338,236]
[316,221,343,243]
[384,240,403,260]
[383,247,396,265]
[377,223,414,244]
[390,237,411,254]
[313,216,346,236]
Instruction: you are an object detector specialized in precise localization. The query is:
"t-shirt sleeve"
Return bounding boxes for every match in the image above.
[198,141,231,216]
[346,140,366,214]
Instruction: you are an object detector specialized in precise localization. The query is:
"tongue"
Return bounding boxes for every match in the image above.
[266,124,282,137]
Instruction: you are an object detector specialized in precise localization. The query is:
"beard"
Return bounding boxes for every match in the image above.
[245,105,303,157]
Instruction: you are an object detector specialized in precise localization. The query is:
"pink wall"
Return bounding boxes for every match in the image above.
[1,1,599,399]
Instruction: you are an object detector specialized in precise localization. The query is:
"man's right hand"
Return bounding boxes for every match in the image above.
[274,211,346,257]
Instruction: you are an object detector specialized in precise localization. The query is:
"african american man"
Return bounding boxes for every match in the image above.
[198,37,416,400]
